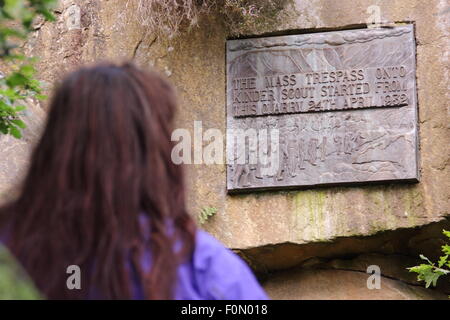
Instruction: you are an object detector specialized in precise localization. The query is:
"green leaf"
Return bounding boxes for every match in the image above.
[36,8,54,21]
[21,11,34,30]
[9,125,22,139]
[14,105,26,112]
[0,7,15,20]
[0,88,22,102]
[2,53,26,61]
[0,0,54,139]
[6,72,28,87]
[0,104,14,113]
[35,93,47,100]
[443,245,450,255]
[419,254,433,265]
[421,269,441,288]
[0,123,8,134]
[408,264,432,274]
[19,64,35,77]
[10,118,25,128]
[198,207,218,224]
[0,27,26,39]
[3,0,24,19]
[438,255,448,268]
[435,267,450,275]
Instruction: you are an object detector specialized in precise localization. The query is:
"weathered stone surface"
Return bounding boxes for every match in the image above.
[226,25,419,191]
[238,219,450,274]
[263,268,448,300]
[197,0,450,250]
[0,0,448,248]
[321,253,450,293]
[324,253,421,285]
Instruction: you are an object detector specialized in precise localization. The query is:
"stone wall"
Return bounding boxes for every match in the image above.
[0,0,448,299]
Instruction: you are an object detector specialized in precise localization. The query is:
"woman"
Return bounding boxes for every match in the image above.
[0,63,268,300]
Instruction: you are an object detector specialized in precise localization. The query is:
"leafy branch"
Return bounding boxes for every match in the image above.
[408,230,450,289]
[0,244,42,299]
[135,0,288,38]
[198,206,217,224]
[0,0,57,139]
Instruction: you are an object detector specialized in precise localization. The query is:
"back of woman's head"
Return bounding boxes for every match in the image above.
[1,62,196,299]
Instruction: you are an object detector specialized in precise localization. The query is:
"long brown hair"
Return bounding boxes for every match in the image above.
[0,62,196,299]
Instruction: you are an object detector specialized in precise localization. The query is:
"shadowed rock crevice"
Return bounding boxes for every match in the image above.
[237,218,450,298]
[262,268,448,300]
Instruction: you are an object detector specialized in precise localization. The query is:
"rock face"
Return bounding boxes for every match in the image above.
[264,268,448,300]
[0,0,448,299]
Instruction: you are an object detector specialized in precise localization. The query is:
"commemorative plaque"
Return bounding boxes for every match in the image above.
[226,25,419,192]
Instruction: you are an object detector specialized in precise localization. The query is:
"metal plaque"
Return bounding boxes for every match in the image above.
[226,25,419,192]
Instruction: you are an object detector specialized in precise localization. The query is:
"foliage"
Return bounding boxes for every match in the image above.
[408,230,450,290]
[0,244,42,299]
[198,206,217,224]
[135,0,288,38]
[136,0,211,38]
[0,0,56,139]
[220,0,287,36]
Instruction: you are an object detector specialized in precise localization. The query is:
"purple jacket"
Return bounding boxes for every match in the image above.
[130,229,269,300]
[1,226,268,300]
